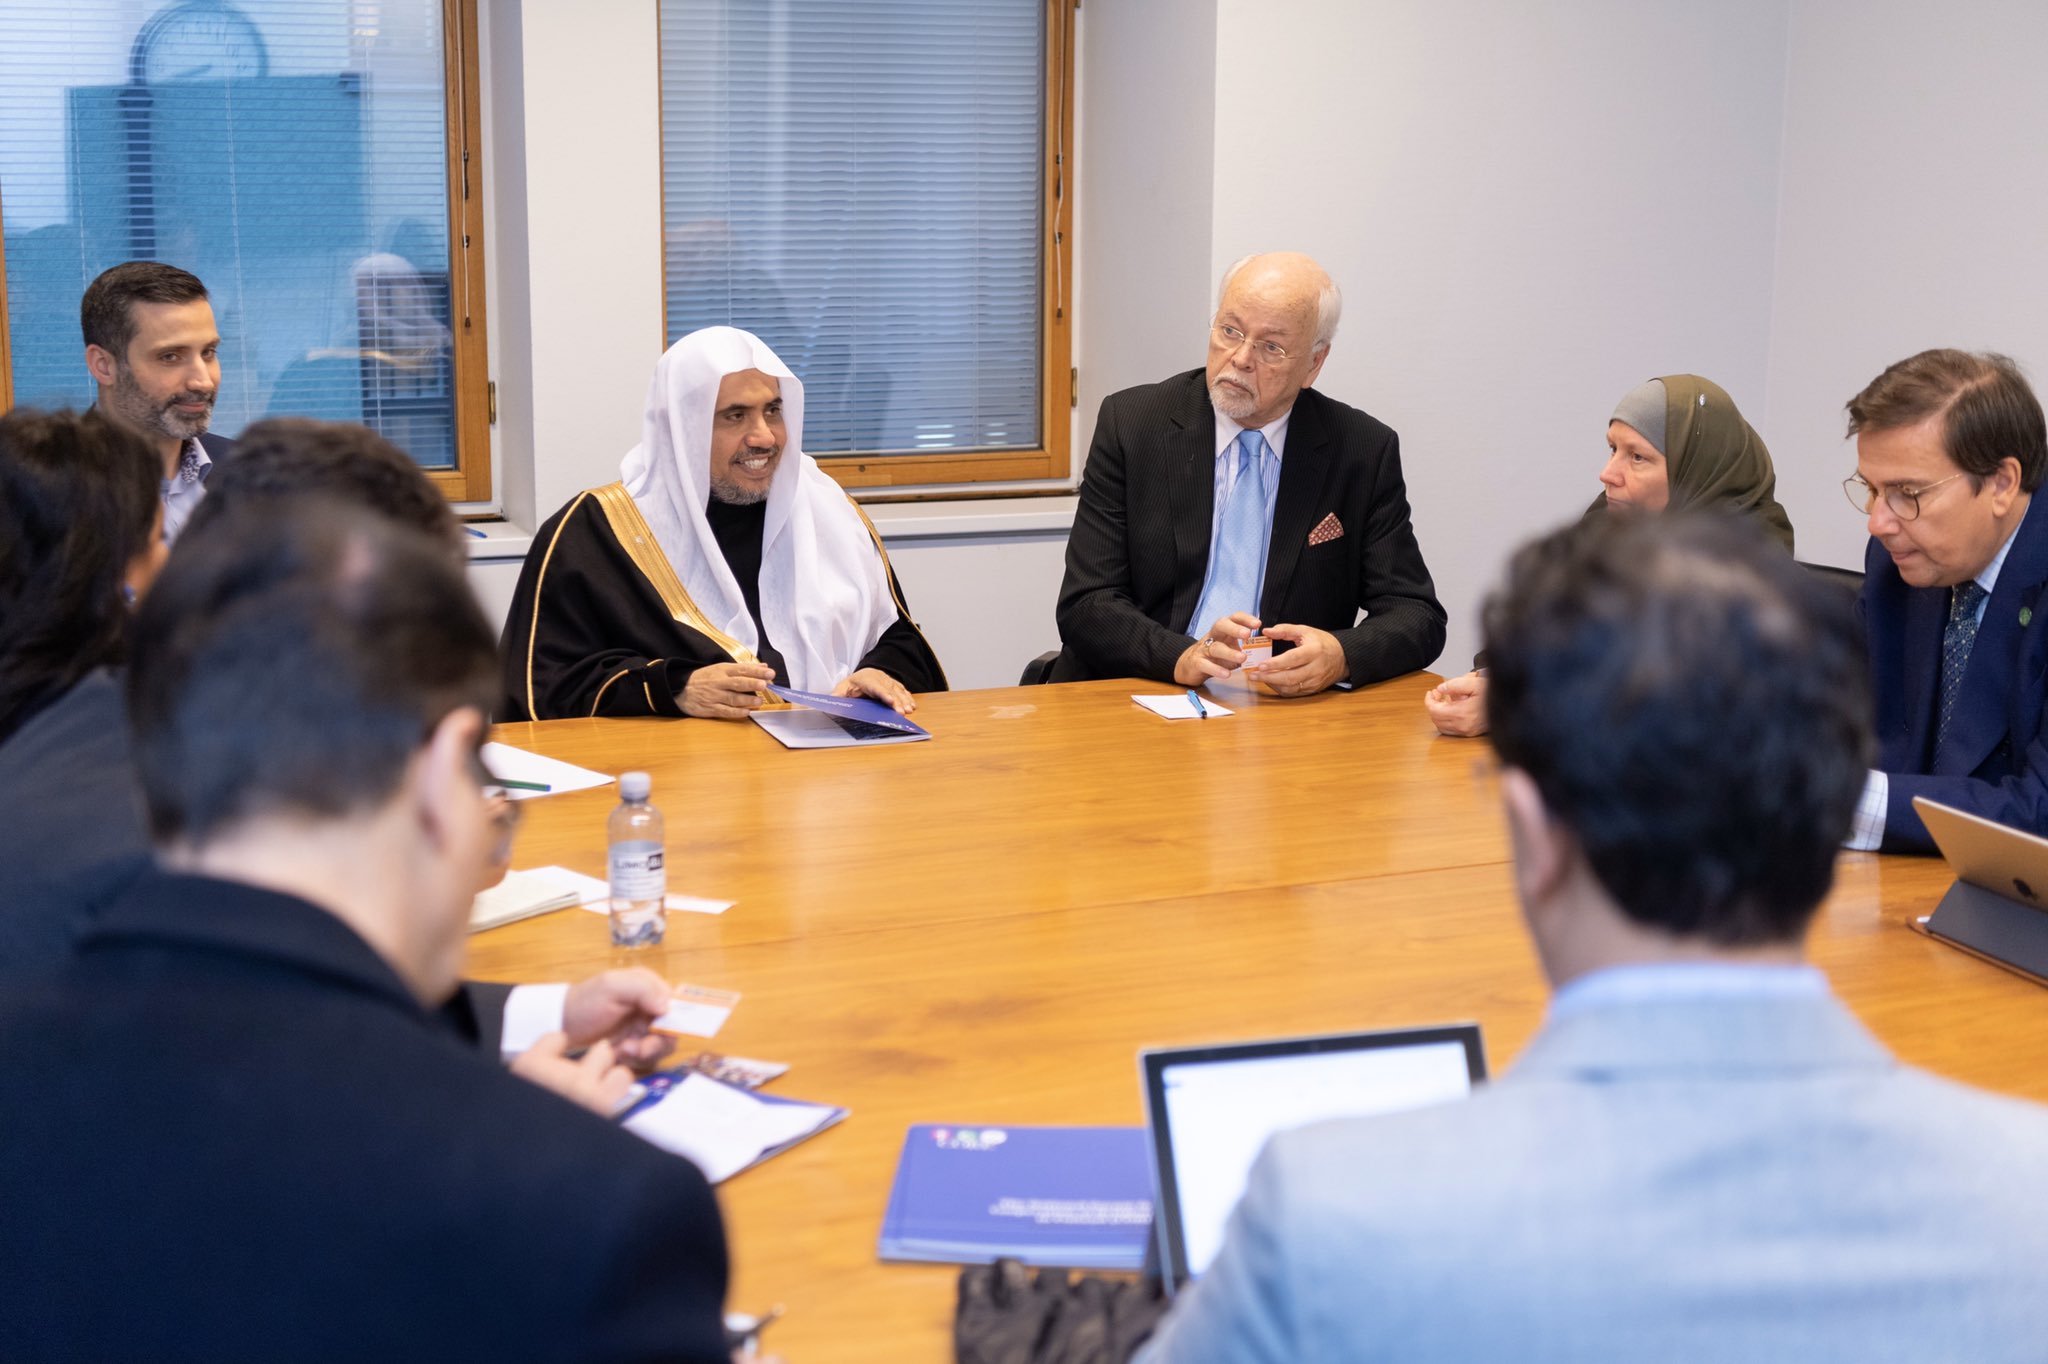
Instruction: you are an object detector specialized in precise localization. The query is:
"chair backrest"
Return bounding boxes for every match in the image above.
[1018,649,1061,686]
[1798,560,1865,597]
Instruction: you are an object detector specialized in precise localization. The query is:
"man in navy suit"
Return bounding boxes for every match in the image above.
[1844,349,2048,853]
[82,260,233,542]
[1051,252,1444,692]
[0,499,730,1361]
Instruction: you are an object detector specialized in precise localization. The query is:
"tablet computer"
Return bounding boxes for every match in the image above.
[1139,1023,1485,1291]
[1913,796,2048,984]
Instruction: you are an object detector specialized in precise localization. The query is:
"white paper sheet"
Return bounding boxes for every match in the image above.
[467,871,582,932]
[480,741,615,800]
[622,1074,843,1183]
[1132,694,1236,721]
[516,866,734,918]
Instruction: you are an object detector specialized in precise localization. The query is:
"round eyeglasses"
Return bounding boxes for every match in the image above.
[1842,470,1969,521]
[1211,322,1300,367]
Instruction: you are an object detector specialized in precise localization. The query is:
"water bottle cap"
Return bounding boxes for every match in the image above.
[619,771,651,802]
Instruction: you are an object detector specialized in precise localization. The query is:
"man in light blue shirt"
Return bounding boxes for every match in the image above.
[1138,510,2048,1364]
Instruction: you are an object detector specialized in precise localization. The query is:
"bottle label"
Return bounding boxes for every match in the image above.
[609,840,666,900]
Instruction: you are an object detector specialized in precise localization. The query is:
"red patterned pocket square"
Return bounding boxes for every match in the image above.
[1308,512,1344,546]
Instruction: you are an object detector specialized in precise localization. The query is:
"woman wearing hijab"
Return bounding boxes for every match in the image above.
[500,326,946,721]
[1423,374,1794,737]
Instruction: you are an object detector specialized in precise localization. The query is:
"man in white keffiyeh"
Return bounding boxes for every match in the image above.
[500,327,945,722]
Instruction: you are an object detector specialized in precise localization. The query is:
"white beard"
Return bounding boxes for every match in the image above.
[1208,377,1258,422]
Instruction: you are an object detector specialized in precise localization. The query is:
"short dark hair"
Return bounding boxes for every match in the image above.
[1846,349,2047,493]
[0,409,161,742]
[80,261,210,360]
[1483,510,1869,946]
[127,498,497,846]
[180,418,460,552]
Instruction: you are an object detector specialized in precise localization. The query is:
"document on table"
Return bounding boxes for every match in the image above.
[468,870,582,932]
[515,865,733,917]
[480,741,614,800]
[750,685,931,749]
[1132,694,1236,720]
[622,1072,847,1183]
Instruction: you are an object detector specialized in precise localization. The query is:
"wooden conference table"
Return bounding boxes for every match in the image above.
[471,675,2048,1362]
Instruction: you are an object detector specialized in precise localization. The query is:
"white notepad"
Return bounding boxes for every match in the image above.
[468,869,583,932]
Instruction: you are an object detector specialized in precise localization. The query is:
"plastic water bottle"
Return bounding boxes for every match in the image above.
[607,771,666,947]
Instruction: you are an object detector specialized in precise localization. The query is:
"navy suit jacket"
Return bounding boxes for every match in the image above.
[0,871,730,1362]
[0,669,515,1044]
[1051,371,1445,685]
[1862,496,2048,851]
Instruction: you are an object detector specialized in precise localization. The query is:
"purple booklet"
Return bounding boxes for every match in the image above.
[748,685,931,749]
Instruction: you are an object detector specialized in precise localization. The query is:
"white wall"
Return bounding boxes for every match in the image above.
[1208,0,1789,671]
[485,0,667,532]
[1762,0,2048,570]
[1072,0,1216,426]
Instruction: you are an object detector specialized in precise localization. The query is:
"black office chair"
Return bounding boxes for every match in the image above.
[1019,649,1061,686]
[1799,560,1865,597]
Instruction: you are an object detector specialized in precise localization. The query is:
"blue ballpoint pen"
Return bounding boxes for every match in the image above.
[1186,689,1208,719]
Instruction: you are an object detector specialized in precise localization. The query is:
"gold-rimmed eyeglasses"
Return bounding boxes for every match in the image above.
[1842,470,1969,521]
[1210,322,1300,367]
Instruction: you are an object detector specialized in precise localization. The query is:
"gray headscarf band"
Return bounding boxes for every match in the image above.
[1610,379,1667,454]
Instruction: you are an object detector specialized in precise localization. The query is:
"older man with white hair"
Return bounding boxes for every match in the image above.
[501,326,944,721]
[1052,252,1443,693]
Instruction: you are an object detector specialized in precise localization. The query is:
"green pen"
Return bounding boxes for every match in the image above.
[491,777,552,793]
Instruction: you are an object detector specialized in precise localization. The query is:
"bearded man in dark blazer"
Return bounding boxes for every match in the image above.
[1051,251,1444,693]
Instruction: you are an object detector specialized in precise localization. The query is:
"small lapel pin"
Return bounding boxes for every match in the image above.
[2021,606,2033,627]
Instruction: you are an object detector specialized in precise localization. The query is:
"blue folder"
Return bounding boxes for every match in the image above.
[878,1123,1154,1270]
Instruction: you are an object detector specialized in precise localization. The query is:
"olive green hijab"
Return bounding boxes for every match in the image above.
[1588,374,1795,554]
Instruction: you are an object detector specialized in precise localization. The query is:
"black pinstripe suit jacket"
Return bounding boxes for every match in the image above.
[1050,369,1445,685]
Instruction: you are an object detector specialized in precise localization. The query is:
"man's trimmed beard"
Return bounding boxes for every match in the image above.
[111,363,214,442]
[708,446,777,505]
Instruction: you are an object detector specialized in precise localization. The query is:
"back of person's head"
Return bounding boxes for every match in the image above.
[127,497,496,847]
[180,417,461,552]
[1482,510,1869,945]
[1846,349,2047,493]
[81,261,209,359]
[0,408,160,740]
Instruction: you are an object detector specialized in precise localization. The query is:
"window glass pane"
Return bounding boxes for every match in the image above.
[0,0,460,469]
[660,0,1043,457]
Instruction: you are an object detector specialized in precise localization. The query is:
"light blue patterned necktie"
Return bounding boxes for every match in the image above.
[1191,429,1270,631]
[1936,579,1987,750]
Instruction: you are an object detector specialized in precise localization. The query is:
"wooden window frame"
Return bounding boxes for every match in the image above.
[660,0,1076,495]
[431,0,492,504]
[0,0,491,505]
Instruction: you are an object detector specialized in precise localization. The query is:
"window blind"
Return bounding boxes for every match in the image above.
[0,0,461,469]
[659,0,1043,458]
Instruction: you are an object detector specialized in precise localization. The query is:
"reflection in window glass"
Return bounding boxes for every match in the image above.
[0,0,459,469]
[659,0,1043,458]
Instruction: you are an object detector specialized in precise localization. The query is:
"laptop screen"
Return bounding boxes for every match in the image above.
[1141,1024,1485,1287]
